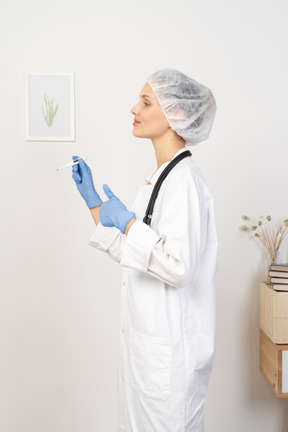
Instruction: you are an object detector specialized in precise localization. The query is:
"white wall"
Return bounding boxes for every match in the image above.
[1,0,288,430]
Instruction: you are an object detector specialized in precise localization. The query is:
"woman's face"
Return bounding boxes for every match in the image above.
[130,83,170,140]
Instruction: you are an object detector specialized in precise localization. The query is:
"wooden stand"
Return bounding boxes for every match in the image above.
[260,282,288,343]
[260,329,288,398]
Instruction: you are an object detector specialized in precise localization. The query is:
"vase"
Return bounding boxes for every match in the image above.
[270,250,279,265]
[265,250,279,282]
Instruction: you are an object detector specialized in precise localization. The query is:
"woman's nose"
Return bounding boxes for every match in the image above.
[130,103,139,115]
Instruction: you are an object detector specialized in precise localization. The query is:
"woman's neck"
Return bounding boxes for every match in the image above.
[152,134,186,169]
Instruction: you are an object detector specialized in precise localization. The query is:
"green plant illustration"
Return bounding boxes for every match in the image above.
[41,93,59,127]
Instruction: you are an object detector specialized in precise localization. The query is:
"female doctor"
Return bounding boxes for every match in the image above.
[72,68,218,432]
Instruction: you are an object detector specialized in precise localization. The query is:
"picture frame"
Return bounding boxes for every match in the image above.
[24,72,75,141]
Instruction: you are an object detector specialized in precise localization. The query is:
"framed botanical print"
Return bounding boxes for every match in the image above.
[24,72,75,141]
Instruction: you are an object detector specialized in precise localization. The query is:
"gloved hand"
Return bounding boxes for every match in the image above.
[100,184,136,234]
[72,156,103,209]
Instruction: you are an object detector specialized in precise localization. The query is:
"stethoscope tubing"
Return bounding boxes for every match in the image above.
[143,150,192,226]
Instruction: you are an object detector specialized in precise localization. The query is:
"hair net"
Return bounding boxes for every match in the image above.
[146,68,216,146]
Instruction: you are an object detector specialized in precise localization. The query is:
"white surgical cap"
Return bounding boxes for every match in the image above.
[146,68,216,146]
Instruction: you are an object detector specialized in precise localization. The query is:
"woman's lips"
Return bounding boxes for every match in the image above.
[133,119,140,125]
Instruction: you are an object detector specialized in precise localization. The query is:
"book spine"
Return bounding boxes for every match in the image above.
[270,264,288,271]
[269,271,288,278]
[270,277,288,284]
[273,284,288,291]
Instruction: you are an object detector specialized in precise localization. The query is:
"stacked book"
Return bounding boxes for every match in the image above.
[268,263,288,291]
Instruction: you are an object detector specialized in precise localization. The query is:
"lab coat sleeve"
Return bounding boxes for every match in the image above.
[88,221,126,263]
[120,180,203,289]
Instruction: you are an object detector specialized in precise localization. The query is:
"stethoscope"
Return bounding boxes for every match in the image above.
[143,150,192,226]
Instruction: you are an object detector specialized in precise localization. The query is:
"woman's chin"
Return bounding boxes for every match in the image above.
[132,130,146,138]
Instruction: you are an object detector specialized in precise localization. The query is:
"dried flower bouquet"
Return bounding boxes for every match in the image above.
[240,215,288,265]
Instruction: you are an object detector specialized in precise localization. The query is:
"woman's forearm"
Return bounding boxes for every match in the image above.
[90,205,101,226]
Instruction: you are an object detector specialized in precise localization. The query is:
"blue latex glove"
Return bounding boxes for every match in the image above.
[72,156,103,209]
[100,184,136,234]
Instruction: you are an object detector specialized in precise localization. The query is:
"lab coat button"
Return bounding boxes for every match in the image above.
[122,281,126,286]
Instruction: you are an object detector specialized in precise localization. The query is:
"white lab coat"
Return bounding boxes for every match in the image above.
[89,147,218,432]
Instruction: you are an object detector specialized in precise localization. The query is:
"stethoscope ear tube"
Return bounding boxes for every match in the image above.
[143,150,192,226]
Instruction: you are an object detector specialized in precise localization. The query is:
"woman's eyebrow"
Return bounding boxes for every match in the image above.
[139,94,153,99]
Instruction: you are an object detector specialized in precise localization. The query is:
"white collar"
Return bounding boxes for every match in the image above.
[145,147,188,186]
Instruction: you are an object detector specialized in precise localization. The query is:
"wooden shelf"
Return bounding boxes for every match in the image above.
[260,329,288,398]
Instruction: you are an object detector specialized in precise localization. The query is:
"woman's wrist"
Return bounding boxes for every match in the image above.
[125,217,136,235]
[90,204,102,226]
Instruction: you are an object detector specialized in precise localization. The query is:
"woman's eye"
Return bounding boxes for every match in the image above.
[144,102,150,106]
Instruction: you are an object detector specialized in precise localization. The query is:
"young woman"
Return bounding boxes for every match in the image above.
[72,68,218,432]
